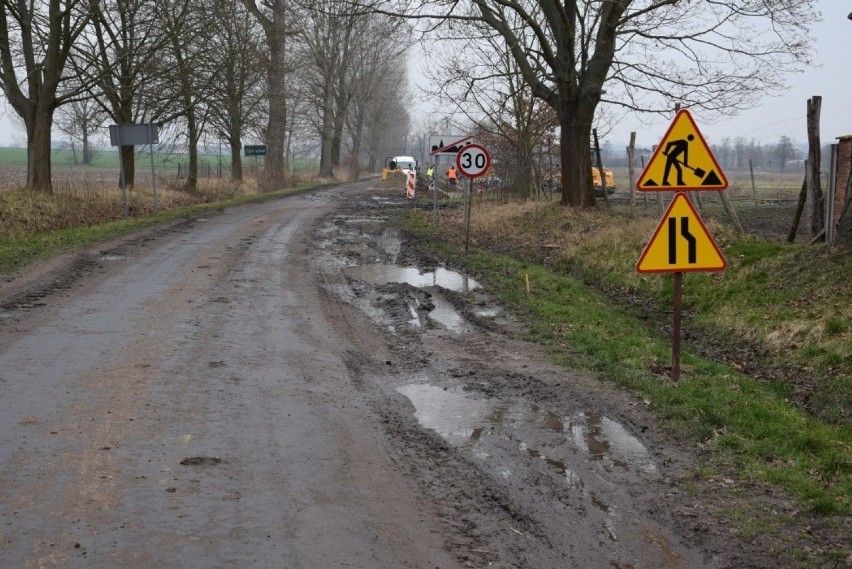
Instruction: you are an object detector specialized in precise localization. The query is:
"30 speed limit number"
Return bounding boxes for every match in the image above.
[456,144,491,178]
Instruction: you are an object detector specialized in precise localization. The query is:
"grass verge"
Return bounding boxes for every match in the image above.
[399,202,851,516]
[0,182,326,275]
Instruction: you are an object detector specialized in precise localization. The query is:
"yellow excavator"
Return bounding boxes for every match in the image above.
[592,167,617,195]
[380,155,420,189]
[381,155,418,180]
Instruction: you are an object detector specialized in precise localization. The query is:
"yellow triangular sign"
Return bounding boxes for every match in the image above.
[637,110,728,191]
[637,193,726,273]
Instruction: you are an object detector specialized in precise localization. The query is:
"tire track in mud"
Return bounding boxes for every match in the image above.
[312,190,722,569]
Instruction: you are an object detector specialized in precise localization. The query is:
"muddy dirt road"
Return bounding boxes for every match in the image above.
[0,181,758,568]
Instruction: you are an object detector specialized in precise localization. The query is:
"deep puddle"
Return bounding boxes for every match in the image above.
[429,297,469,333]
[396,384,656,476]
[343,264,480,292]
[378,228,402,262]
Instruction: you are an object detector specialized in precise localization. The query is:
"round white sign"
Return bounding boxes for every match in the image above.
[455,144,491,178]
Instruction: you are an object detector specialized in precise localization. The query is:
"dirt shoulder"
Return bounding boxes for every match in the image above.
[339,190,848,568]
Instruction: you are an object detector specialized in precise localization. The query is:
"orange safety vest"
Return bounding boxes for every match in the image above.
[448,167,457,180]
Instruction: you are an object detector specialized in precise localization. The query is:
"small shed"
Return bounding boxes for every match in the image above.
[833,136,852,223]
[829,135,852,242]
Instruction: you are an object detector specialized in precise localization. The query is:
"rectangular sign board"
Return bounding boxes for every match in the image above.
[429,135,473,156]
[109,123,159,146]
[244,145,268,156]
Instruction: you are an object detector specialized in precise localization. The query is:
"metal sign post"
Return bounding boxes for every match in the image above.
[455,144,491,255]
[244,145,267,185]
[636,110,730,381]
[148,123,158,212]
[109,123,160,217]
[432,174,438,222]
[636,193,727,381]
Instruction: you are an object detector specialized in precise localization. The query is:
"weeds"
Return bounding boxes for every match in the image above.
[0,175,330,274]
[400,199,851,515]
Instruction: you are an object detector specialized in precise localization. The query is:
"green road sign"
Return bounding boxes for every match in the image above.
[244,145,267,156]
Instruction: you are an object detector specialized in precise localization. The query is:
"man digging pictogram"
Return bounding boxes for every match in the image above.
[662,134,696,186]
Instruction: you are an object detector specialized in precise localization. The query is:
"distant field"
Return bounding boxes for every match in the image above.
[0,146,811,202]
[607,166,809,202]
[0,147,322,189]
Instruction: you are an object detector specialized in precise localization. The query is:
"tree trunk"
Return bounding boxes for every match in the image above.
[82,129,91,165]
[350,109,365,181]
[331,81,351,172]
[118,145,134,190]
[330,100,344,170]
[806,96,824,238]
[319,84,335,177]
[558,103,595,208]
[27,108,54,192]
[230,137,243,182]
[261,5,289,191]
[115,96,136,189]
[184,110,199,193]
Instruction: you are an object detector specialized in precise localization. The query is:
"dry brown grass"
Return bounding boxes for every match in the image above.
[0,168,317,240]
[441,198,714,286]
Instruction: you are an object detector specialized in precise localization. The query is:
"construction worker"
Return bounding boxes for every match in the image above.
[448,165,458,186]
[426,164,435,180]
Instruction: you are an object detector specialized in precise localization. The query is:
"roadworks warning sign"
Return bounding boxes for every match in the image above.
[636,110,728,191]
[636,192,726,273]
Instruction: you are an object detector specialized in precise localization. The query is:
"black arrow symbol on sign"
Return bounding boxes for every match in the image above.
[668,217,697,264]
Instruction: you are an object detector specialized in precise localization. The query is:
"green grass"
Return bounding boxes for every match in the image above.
[400,207,851,516]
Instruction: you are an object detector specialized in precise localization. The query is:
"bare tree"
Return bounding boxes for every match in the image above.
[343,15,409,179]
[75,0,168,189]
[372,0,816,208]
[773,136,798,173]
[241,0,298,190]
[205,0,267,183]
[151,0,218,193]
[293,2,407,177]
[55,100,107,164]
[0,0,92,191]
[424,30,558,198]
[361,70,410,172]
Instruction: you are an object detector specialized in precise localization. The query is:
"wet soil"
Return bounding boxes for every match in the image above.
[0,182,847,568]
[316,188,849,568]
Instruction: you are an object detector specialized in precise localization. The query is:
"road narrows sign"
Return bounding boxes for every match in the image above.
[636,192,727,273]
[456,144,491,178]
[636,110,728,191]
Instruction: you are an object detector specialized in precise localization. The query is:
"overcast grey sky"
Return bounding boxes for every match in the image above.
[612,0,852,151]
[0,0,849,150]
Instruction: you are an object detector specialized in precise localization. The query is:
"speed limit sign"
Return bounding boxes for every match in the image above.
[456,144,491,178]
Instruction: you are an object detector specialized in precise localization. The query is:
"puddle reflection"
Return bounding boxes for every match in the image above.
[396,384,657,477]
[379,228,402,262]
[429,298,469,333]
[343,264,480,292]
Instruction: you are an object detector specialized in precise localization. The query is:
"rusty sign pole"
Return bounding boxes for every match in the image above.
[456,143,491,255]
[464,176,472,254]
[672,271,683,381]
[148,123,158,213]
